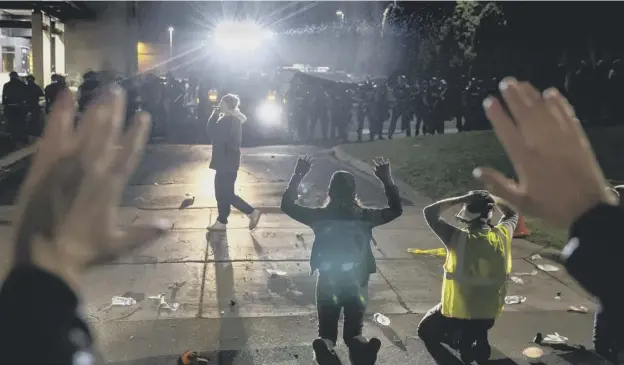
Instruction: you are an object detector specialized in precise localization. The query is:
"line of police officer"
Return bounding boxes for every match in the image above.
[282,73,493,143]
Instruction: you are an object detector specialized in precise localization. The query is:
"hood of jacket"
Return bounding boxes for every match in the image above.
[221,108,247,123]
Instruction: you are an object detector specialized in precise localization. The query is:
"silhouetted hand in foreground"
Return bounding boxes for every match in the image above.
[475,78,616,229]
[373,156,392,185]
[295,154,313,176]
[12,86,169,292]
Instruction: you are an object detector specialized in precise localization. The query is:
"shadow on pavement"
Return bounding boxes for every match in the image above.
[250,234,316,306]
[207,231,253,365]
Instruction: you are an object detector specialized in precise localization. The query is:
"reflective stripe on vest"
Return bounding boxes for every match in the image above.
[444,230,510,286]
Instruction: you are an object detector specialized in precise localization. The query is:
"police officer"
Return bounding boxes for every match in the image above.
[24,75,44,137]
[355,78,375,142]
[388,75,411,139]
[44,74,67,114]
[447,75,465,132]
[2,71,27,144]
[309,85,330,141]
[78,71,100,113]
[418,191,518,364]
[329,83,352,142]
[462,79,484,131]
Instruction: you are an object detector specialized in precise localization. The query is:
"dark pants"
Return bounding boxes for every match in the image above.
[418,303,494,351]
[214,170,254,224]
[594,302,621,361]
[388,106,411,137]
[4,106,27,144]
[316,272,369,347]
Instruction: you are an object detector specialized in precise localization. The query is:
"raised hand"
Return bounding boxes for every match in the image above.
[373,156,392,185]
[294,154,313,176]
[12,86,169,291]
[474,77,615,229]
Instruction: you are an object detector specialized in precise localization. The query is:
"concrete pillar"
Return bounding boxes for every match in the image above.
[31,11,52,87]
[54,32,66,76]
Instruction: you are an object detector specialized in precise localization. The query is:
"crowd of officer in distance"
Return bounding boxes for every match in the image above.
[283,73,495,143]
[0,70,189,148]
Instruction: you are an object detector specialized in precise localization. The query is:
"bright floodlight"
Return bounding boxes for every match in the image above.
[214,21,273,51]
[168,26,174,32]
[256,102,282,125]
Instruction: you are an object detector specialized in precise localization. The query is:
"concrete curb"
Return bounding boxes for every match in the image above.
[331,145,433,207]
[0,141,37,174]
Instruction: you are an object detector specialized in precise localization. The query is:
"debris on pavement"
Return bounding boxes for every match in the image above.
[112,296,137,307]
[522,346,544,360]
[542,332,568,344]
[533,333,543,344]
[530,254,543,261]
[504,295,527,305]
[230,300,236,307]
[148,293,180,312]
[537,264,560,272]
[567,305,589,314]
[295,233,304,241]
[407,247,447,257]
[510,276,525,285]
[512,269,538,277]
[373,313,391,327]
[554,292,563,300]
[180,193,195,209]
[169,281,187,291]
[265,268,287,278]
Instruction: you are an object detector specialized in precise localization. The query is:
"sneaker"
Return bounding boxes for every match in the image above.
[207,221,227,231]
[348,337,381,365]
[313,338,342,365]
[248,210,262,230]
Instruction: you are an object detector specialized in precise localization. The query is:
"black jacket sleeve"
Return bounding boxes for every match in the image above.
[280,172,322,225]
[0,265,94,365]
[564,203,624,317]
[363,184,403,227]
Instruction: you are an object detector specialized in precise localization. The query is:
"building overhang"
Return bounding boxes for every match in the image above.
[0,1,95,22]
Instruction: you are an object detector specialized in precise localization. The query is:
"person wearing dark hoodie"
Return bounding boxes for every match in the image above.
[206,94,262,231]
[281,155,402,365]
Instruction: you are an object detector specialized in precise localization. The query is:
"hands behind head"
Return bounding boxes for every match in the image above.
[372,156,392,184]
[475,78,616,229]
[295,154,313,176]
[12,86,168,291]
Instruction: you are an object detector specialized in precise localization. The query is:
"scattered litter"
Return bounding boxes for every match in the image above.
[533,333,543,344]
[530,254,543,261]
[266,268,287,278]
[230,300,236,307]
[522,346,544,360]
[147,293,180,312]
[373,313,391,327]
[542,332,568,344]
[111,296,137,307]
[407,248,447,257]
[220,311,225,315]
[129,335,135,339]
[154,182,159,185]
[568,305,588,314]
[537,264,560,272]
[180,194,195,209]
[510,276,524,285]
[295,233,304,241]
[512,270,538,277]
[504,295,527,305]
[554,292,563,300]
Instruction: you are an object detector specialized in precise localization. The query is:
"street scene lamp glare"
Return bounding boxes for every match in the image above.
[336,10,345,20]
[214,21,274,51]
[168,26,174,33]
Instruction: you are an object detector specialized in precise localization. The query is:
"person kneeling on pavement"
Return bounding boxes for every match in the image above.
[418,190,518,364]
[281,155,403,365]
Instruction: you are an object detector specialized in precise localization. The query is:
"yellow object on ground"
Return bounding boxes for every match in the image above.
[407,247,447,257]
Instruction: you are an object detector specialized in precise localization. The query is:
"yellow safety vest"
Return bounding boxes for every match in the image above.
[441,224,512,320]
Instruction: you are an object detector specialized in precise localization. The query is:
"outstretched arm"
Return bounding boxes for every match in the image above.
[364,157,403,227]
[280,155,321,225]
[423,194,470,247]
